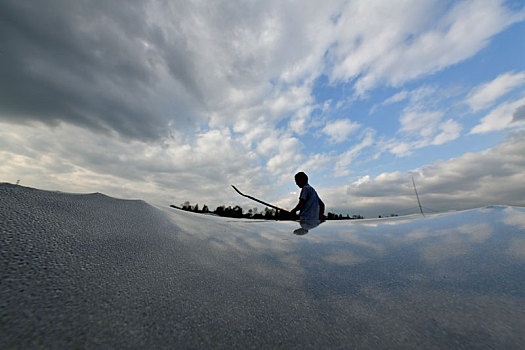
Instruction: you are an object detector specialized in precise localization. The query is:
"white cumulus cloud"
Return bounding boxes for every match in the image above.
[322,119,361,143]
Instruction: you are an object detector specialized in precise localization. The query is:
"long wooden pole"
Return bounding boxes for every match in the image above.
[231,185,291,213]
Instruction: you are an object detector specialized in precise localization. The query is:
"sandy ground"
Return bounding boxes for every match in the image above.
[1,183,524,348]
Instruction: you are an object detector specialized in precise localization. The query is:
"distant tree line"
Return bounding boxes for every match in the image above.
[170,201,365,220]
[326,212,364,220]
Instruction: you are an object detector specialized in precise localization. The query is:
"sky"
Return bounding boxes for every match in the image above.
[1,0,525,217]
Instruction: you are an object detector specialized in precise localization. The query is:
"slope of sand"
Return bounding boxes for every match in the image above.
[1,183,524,348]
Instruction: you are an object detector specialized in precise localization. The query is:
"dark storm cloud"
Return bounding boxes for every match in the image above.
[0,0,202,140]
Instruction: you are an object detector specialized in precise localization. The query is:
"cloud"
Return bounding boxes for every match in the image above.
[0,120,269,209]
[333,129,375,177]
[288,105,315,135]
[263,137,303,177]
[2,0,522,142]
[0,0,338,140]
[376,82,471,158]
[400,110,445,137]
[383,106,462,157]
[432,119,462,146]
[297,153,334,176]
[512,105,525,122]
[0,0,195,140]
[2,121,525,219]
[383,90,409,105]
[384,86,440,107]
[470,96,525,134]
[329,0,524,95]
[331,131,525,216]
[1,0,524,220]
[464,71,525,112]
[322,118,361,143]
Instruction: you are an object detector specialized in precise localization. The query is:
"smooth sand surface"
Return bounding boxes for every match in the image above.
[1,183,524,348]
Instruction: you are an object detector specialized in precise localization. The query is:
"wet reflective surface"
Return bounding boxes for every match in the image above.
[1,183,524,348]
[162,205,525,348]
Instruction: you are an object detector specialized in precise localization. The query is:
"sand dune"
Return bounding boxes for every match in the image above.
[1,183,524,348]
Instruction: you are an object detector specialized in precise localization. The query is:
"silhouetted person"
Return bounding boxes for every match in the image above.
[290,172,325,221]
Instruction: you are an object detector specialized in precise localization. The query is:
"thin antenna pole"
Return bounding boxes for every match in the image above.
[411,176,424,216]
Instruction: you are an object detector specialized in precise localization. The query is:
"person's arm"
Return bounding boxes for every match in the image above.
[291,199,305,214]
[318,198,325,221]
[291,187,307,215]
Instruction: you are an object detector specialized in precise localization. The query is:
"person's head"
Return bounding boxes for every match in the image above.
[294,172,308,188]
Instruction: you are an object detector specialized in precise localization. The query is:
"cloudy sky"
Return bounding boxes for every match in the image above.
[1,0,525,217]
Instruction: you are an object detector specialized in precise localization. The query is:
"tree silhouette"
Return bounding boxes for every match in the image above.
[173,201,362,220]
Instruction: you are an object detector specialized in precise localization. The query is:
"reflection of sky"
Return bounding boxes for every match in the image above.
[504,207,525,260]
[163,206,525,270]
[160,206,525,347]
